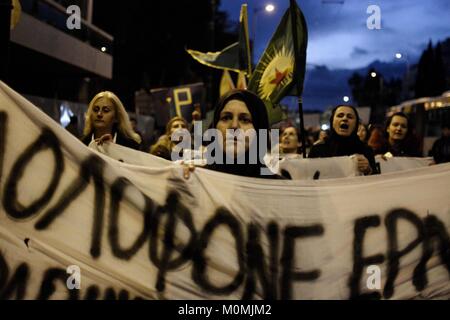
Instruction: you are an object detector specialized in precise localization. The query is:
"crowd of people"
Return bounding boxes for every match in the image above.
[67,89,450,179]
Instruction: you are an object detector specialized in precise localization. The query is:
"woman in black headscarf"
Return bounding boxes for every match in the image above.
[204,89,279,179]
[308,104,378,175]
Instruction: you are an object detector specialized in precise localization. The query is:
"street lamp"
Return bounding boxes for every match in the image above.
[265,4,275,12]
[343,96,350,103]
[371,72,377,78]
[395,51,411,99]
[252,3,275,62]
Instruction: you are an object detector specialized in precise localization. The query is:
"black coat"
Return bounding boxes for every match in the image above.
[430,136,450,164]
[309,104,379,175]
[309,137,379,175]
[81,130,141,150]
[387,141,422,157]
[205,160,284,179]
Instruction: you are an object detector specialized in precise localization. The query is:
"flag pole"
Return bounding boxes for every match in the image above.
[241,4,252,78]
[289,0,307,158]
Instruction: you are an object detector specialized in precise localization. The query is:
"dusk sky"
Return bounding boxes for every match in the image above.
[220,0,450,70]
[218,0,450,110]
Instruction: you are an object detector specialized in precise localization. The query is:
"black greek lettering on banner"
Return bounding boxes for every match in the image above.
[3,128,63,219]
[0,112,7,186]
[348,215,385,300]
[149,191,197,292]
[109,176,153,260]
[0,251,29,300]
[35,155,106,258]
[37,268,79,300]
[280,225,324,300]
[192,207,245,295]
[383,209,426,298]
[242,222,279,300]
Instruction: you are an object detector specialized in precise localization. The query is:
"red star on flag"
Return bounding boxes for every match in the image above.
[270,68,288,86]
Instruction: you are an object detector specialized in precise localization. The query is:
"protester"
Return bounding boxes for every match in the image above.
[430,122,450,164]
[309,105,378,175]
[81,91,142,150]
[203,89,280,179]
[357,123,368,143]
[130,117,144,150]
[280,125,302,156]
[367,124,387,155]
[383,112,421,157]
[300,127,315,154]
[149,116,188,160]
[65,115,79,138]
[314,129,329,145]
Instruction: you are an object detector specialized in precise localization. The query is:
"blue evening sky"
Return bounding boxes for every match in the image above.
[220,0,450,69]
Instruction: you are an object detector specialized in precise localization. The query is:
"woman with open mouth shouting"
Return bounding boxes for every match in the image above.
[308,105,378,175]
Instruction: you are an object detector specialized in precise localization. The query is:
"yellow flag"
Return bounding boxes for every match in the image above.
[219,70,235,97]
[236,71,247,90]
[11,0,22,30]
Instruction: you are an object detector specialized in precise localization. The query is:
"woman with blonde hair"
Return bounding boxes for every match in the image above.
[81,91,141,150]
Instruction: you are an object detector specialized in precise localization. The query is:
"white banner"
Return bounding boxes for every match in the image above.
[274,155,359,180]
[265,155,434,181]
[0,82,449,300]
[375,156,433,174]
[93,149,433,181]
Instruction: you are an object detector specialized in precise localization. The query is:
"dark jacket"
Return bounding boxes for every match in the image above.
[430,136,450,164]
[205,161,284,179]
[309,138,378,174]
[81,130,141,150]
[387,140,422,157]
[371,140,421,157]
[308,105,378,174]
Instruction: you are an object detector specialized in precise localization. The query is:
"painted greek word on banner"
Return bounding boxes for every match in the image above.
[0,81,449,299]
